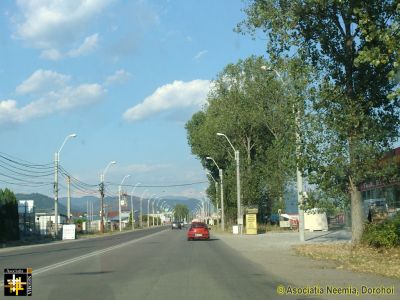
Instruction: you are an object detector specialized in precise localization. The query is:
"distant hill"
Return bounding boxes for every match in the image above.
[15,193,67,214]
[15,193,201,216]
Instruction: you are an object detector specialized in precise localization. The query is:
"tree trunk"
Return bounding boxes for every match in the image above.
[349,176,364,243]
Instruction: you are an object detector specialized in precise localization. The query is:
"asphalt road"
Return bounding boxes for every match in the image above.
[1,226,290,300]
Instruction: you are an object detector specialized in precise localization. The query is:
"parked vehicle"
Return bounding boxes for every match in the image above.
[364,199,388,222]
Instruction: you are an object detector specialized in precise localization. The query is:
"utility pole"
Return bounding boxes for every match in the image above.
[296,109,305,242]
[152,200,155,227]
[140,197,143,228]
[235,149,242,231]
[86,200,89,233]
[216,133,241,232]
[215,181,219,225]
[99,175,105,233]
[67,176,71,224]
[100,161,116,233]
[54,152,58,237]
[54,133,77,238]
[118,186,122,232]
[220,169,225,231]
[131,197,134,231]
[147,199,150,227]
[206,157,225,231]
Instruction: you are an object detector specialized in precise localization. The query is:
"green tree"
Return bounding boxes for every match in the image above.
[0,188,20,242]
[186,56,309,221]
[173,204,189,221]
[238,0,400,242]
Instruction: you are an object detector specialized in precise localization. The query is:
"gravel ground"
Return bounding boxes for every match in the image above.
[213,229,399,300]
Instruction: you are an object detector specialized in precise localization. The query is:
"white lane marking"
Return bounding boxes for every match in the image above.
[0,229,167,286]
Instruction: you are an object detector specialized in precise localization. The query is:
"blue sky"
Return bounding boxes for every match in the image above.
[0,0,266,200]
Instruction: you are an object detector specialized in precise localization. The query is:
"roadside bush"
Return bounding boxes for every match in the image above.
[362,213,400,248]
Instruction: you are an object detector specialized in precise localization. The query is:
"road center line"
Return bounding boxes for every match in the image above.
[1,229,167,286]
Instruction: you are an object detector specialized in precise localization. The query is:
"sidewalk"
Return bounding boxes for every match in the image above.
[214,229,399,300]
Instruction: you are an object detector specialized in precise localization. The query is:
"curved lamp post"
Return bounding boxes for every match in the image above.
[147,194,157,227]
[119,174,130,231]
[139,189,148,228]
[206,171,219,225]
[54,133,77,237]
[206,156,225,231]
[217,132,242,231]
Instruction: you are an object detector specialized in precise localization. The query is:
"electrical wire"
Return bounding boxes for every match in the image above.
[0,178,52,187]
[0,152,53,169]
[106,181,208,188]
[0,161,54,178]
[0,151,207,194]
[58,165,98,188]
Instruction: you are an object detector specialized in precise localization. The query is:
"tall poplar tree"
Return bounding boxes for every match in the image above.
[238,0,400,242]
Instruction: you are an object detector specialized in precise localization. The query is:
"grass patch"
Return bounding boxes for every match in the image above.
[293,243,400,279]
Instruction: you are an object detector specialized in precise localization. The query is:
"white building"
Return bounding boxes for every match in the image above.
[35,212,67,235]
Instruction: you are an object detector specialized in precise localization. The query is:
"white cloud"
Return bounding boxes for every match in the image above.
[0,100,18,122]
[1,70,105,126]
[123,79,211,122]
[13,0,113,58]
[68,33,99,57]
[16,69,70,94]
[193,50,208,60]
[105,69,131,86]
[40,48,62,60]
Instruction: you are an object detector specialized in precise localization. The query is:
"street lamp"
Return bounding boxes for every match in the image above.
[216,132,242,231]
[100,161,116,233]
[206,156,226,230]
[157,198,164,225]
[119,174,131,232]
[147,194,157,227]
[54,133,77,237]
[151,198,160,226]
[261,66,305,242]
[148,191,165,226]
[159,201,168,225]
[217,132,243,226]
[153,197,161,226]
[206,171,219,226]
[130,183,141,230]
[139,189,148,228]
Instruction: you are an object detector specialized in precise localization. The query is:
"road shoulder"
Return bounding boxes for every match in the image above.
[213,230,399,300]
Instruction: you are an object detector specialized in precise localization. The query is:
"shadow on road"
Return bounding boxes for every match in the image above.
[0,245,93,259]
[305,230,350,242]
[68,271,114,276]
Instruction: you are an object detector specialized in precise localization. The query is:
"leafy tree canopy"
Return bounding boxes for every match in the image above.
[238,0,400,242]
[186,56,311,219]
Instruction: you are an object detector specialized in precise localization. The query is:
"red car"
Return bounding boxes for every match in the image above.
[187,222,210,240]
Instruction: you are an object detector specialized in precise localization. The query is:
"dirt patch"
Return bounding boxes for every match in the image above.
[293,243,400,279]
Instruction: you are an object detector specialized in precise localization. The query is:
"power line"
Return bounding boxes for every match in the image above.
[0,178,51,187]
[0,151,207,193]
[0,152,53,169]
[107,181,208,188]
[0,161,54,178]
